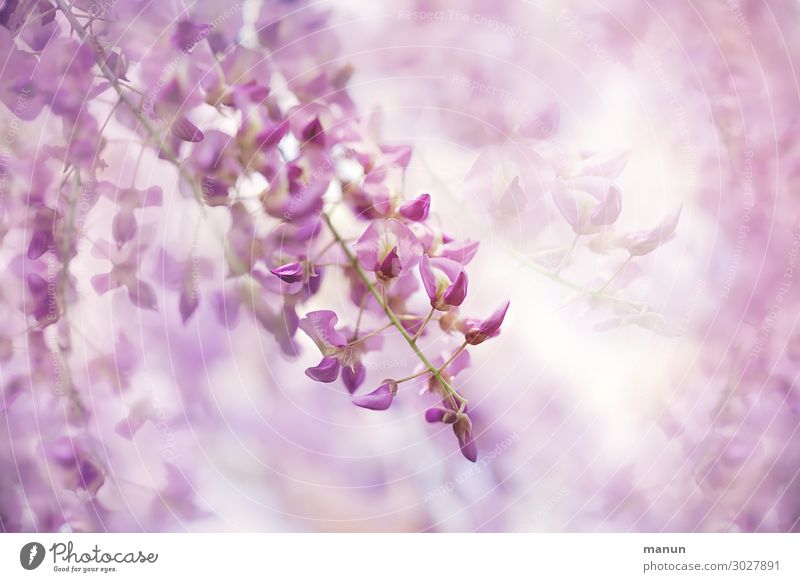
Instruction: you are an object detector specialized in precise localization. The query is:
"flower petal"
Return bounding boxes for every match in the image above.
[271,261,304,283]
[305,356,340,383]
[442,271,468,307]
[298,310,348,352]
[353,380,397,411]
[466,301,510,345]
[399,193,431,222]
[171,116,204,142]
[341,363,366,394]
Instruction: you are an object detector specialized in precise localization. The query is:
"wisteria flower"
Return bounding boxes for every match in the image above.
[422,350,477,461]
[551,177,622,235]
[462,301,511,346]
[419,255,468,311]
[619,207,682,256]
[435,237,480,265]
[90,239,158,311]
[354,218,424,283]
[353,379,398,411]
[398,193,431,222]
[299,310,381,391]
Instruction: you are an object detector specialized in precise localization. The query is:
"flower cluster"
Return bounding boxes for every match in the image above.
[7,0,795,537]
[0,0,515,533]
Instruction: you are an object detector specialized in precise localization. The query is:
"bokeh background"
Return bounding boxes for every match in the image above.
[2,0,800,532]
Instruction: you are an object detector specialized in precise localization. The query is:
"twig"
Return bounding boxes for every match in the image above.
[322,212,467,407]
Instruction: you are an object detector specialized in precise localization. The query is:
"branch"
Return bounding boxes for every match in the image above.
[53,0,204,204]
[322,212,467,408]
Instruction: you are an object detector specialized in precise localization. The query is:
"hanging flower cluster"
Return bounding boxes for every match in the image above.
[1,0,741,536]
[0,0,518,534]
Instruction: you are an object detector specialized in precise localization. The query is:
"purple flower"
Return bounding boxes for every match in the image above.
[424,349,471,395]
[299,310,381,387]
[353,380,398,411]
[464,301,510,345]
[170,116,205,142]
[453,416,478,463]
[419,255,468,310]
[45,437,106,496]
[306,355,341,383]
[301,116,325,147]
[491,176,528,217]
[299,310,348,354]
[436,238,480,265]
[341,362,366,393]
[354,218,423,283]
[570,148,630,180]
[620,207,682,256]
[171,19,212,53]
[270,261,305,283]
[26,272,58,325]
[398,193,431,222]
[552,177,622,235]
[26,207,58,260]
[425,407,457,423]
[90,240,159,311]
[263,156,331,223]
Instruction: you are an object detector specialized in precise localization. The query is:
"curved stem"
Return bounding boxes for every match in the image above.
[438,341,469,373]
[396,368,434,384]
[417,155,649,315]
[322,212,467,406]
[553,232,580,276]
[596,255,632,294]
[509,245,644,313]
[347,321,392,347]
[411,306,436,342]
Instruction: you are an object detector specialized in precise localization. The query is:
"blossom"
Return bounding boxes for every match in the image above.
[452,415,478,463]
[26,207,58,260]
[419,255,468,310]
[299,310,381,391]
[353,380,398,411]
[0,0,529,533]
[270,261,305,284]
[170,116,204,143]
[436,238,480,265]
[551,177,622,235]
[98,182,163,248]
[90,240,159,311]
[354,218,423,283]
[463,301,510,345]
[398,193,431,222]
[569,149,630,180]
[619,207,682,256]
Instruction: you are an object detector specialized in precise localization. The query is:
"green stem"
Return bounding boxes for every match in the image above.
[438,341,469,373]
[509,245,643,314]
[412,306,436,342]
[553,232,580,276]
[396,368,434,384]
[322,212,467,406]
[350,293,369,340]
[596,255,632,294]
[347,321,393,347]
[417,155,647,315]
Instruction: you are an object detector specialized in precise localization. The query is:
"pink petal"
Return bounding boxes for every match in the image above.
[353,380,397,411]
[305,356,340,383]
